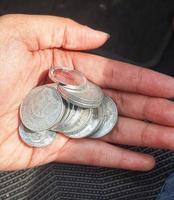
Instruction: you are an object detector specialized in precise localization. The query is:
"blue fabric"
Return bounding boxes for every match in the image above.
[157,173,174,200]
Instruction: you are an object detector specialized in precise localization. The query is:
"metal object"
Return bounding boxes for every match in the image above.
[20,85,65,132]
[52,104,80,132]
[90,96,118,138]
[64,107,102,138]
[19,124,56,147]
[49,66,87,90]
[63,108,92,134]
[57,81,104,108]
[19,69,118,147]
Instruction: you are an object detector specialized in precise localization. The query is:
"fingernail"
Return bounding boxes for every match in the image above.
[143,156,156,171]
[98,31,110,39]
[106,33,110,39]
[86,26,110,39]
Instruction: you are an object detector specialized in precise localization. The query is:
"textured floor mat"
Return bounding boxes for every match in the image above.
[0,148,174,200]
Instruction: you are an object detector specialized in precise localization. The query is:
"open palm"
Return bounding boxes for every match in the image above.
[1,14,174,171]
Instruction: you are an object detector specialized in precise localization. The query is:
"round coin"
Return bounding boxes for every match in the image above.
[45,83,57,89]
[51,104,80,132]
[19,124,56,147]
[20,85,65,132]
[64,108,92,134]
[49,67,87,90]
[90,96,118,138]
[64,107,102,138]
[57,81,104,108]
[50,100,72,132]
[58,100,71,124]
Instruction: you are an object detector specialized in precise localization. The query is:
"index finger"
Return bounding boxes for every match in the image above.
[71,52,174,98]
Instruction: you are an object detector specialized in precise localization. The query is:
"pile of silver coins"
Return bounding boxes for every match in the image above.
[19,67,118,147]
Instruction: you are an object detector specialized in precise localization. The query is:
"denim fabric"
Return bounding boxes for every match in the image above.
[157,173,174,200]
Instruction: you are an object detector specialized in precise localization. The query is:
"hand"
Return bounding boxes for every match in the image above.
[0,14,174,172]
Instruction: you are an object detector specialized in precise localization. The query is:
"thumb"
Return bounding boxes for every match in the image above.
[2,14,110,50]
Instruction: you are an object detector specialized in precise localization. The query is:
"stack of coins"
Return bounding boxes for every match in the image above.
[19,67,118,147]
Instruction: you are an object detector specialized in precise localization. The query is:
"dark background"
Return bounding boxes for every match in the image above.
[0,0,174,67]
[0,1,174,200]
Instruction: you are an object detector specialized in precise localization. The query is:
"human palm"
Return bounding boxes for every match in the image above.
[1,14,174,171]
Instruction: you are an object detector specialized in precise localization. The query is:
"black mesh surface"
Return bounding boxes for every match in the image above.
[0,148,174,200]
[0,1,174,200]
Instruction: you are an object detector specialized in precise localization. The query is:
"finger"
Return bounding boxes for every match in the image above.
[37,49,174,98]
[68,51,174,98]
[102,116,174,150]
[2,14,109,50]
[25,134,69,169]
[54,137,155,171]
[25,133,154,171]
[104,89,174,127]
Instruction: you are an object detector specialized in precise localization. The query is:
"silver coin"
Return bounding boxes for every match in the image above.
[88,105,104,135]
[65,107,102,138]
[19,124,56,147]
[50,101,72,132]
[64,108,93,134]
[49,67,87,90]
[58,105,82,132]
[51,104,80,132]
[20,85,65,132]
[45,83,58,89]
[57,81,104,108]
[58,100,71,124]
[90,96,118,138]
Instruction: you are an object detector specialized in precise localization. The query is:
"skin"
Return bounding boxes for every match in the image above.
[0,14,174,172]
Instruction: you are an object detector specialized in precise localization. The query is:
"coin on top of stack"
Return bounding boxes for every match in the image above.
[49,66,104,108]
